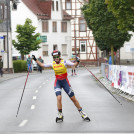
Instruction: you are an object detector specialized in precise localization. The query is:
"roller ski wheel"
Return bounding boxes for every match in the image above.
[79,109,90,122]
[82,116,90,122]
[56,116,63,123]
[56,112,64,123]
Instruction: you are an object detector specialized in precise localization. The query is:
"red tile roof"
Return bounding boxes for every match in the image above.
[22,0,52,20]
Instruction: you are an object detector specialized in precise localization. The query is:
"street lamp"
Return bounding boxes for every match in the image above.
[6,0,9,72]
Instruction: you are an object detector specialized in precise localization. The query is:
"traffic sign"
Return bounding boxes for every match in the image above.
[0,36,4,39]
[37,36,47,42]
[40,36,47,42]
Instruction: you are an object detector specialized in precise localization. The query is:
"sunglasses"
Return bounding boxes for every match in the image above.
[53,56,60,59]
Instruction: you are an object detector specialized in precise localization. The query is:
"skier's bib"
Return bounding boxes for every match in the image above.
[52,60,67,80]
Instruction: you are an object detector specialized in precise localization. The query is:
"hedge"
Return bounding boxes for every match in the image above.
[13,60,27,73]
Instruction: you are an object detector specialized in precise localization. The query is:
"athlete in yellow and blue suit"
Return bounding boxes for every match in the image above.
[32,50,90,122]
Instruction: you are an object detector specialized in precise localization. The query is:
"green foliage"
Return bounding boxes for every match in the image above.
[81,0,131,64]
[12,18,42,59]
[13,60,27,73]
[106,0,134,32]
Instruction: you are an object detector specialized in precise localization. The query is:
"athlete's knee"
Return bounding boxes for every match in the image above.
[68,87,74,97]
[55,91,61,96]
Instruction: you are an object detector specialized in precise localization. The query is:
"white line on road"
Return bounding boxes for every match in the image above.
[35,90,38,93]
[19,120,28,127]
[31,105,35,110]
[33,96,37,100]
[43,82,45,84]
[39,86,42,88]
[46,80,49,82]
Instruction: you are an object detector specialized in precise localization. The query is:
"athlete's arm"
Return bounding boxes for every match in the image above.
[32,55,52,68]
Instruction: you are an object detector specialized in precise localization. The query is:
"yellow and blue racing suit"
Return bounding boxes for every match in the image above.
[44,60,75,97]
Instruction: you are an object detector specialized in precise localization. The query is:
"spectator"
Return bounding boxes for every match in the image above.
[27,55,32,72]
[108,53,112,65]
[0,55,3,77]
[37,56,44,73]
[70,55,77,76]
[104,57,108,64]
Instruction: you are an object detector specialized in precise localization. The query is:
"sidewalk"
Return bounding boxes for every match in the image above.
[0,71,39,83]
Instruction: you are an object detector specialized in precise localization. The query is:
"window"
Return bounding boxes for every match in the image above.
[56,1,58,11]
[0,4,7,20]
[61,22,67,32]
[42,21,48,32]
[12,3,17,10]
[80,19,86,32]
[62,44,67,56]
[53,44,58,50]
[0,4,4,20]
[52,21,57,32]
[42,45,48,56]
[4,5,7,19]
[80,41,86,53]
[52,1,54,11]
[66,0,71,10]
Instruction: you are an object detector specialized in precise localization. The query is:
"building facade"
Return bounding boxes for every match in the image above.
[11,0,72,63]
[62,0,98,65]
[0,0,13,72]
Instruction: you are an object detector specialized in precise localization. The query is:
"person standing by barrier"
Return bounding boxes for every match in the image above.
[27,55,32,72]
[37,56,44,73]
[108,53,112,65]
[70,55,77,76]
[0,55,3,77]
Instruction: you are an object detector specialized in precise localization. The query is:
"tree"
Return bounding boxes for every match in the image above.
[12,18,41,60]
[105,0,134,33]
[82,0,131,64]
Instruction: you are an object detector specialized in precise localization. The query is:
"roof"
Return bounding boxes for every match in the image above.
[22,0,52,20]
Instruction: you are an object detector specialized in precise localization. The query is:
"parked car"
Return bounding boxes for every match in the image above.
[32,60,38,70]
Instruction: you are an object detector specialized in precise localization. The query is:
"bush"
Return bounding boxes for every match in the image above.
[13,60,27,73]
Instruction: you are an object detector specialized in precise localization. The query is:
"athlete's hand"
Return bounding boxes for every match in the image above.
[32,55,37,61]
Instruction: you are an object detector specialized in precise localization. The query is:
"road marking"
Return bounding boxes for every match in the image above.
[33,96,37,100]
[46,80,49,82]
[19,120,28,127]
[31,105,35,110]
[43,82,45,84]
[35,90,38,93]
[39,86,42,88]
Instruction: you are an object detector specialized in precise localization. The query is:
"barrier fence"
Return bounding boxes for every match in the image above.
[101,63,134,96]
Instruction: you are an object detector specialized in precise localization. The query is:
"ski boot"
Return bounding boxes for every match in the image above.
[79,109,90,121]
[56,112,64,123]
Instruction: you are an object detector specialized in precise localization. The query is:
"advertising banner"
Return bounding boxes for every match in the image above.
[126,67,134,95]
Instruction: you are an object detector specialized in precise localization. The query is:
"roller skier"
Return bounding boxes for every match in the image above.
[32,50,90,122]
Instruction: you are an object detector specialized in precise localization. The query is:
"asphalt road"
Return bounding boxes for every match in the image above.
[0,68,134,134]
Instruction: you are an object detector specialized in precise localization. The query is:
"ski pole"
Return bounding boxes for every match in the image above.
[81,63,122,105]
[16,60,32,117]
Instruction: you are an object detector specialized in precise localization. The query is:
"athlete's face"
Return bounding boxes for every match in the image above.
[53,55,60,63]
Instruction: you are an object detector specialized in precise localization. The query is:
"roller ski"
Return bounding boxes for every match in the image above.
[79,109,90,122]
[56,112,64,123]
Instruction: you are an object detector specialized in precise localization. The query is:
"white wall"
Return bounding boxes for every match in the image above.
[11,0,39,57]
[120,32,134,60]
[11,0,72,63]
